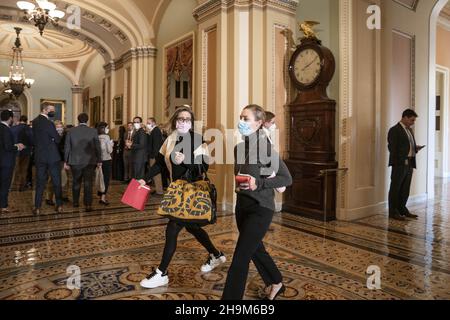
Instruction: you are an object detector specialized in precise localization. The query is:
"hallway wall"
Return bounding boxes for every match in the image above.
[154,0,198,124]
[0,59,73,124]
[338,0,440,220]
[82,53,105,104]
[436,24,450,177]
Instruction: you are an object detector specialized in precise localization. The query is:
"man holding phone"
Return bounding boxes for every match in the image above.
[388,109,425,221]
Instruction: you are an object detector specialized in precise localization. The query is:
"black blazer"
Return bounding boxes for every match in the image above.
[147,126,164,159]
[32,115,61,164]
[131,128,148,163]
[388,123,418,169]
[64,125,101,166]
[11,123,34,157]
[0,123,17,167]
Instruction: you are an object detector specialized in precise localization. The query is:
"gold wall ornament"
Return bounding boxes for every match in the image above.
[299,21,320,40]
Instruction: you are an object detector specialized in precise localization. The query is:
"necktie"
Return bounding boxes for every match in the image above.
[406,128,416,157]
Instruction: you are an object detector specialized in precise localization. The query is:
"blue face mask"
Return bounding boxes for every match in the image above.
[238,120,253,136]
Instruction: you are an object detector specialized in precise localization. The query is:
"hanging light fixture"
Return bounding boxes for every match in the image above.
[0,27,35,99]
[17,0,65,36]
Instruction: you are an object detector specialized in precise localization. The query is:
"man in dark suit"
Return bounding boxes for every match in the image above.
[64,113,101,212]
[127,116,147,180]
[123,122,134,182]
[146,117,164,194]
[388,109,425,221]
[32,102,64,215]
[0,109,25,214]
[11,115,34,192]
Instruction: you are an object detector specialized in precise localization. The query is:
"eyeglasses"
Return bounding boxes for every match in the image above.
[176,118,191,124]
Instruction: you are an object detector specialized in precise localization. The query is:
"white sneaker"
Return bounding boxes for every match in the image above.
[201,252,226,273]
[140,268,169,288]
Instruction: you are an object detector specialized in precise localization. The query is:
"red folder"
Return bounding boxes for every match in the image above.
[121,179,151,211]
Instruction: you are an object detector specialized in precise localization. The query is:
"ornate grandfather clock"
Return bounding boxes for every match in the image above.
[283,22,338,221]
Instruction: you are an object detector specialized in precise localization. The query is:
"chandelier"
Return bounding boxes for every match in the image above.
[0,27,35,99]
[17,0,65,36]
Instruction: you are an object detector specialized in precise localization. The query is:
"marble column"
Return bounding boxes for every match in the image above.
[71,85,83,125]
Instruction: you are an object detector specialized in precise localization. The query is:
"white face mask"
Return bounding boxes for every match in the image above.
[146,124,154,130]
[176,121,192,135]
[134,123,141,130]
[268,123,277,132]
[105,128,110,135]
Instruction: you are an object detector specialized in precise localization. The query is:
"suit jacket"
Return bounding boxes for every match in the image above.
[11,123,34,157]
[147,126,164,159]
[131,128,148,163]
[388,123,418,169]
[32,115,61,164]
[64,124,101,166]
[0,123,17,167]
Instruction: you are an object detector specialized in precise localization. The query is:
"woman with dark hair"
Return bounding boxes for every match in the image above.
[97,122,114,205]
[222,104,292,300]
[137,106,225,289]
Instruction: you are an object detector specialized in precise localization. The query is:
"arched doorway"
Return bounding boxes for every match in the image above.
[0,94,27,123]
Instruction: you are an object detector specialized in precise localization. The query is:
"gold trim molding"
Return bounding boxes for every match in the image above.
[193,0,298,22]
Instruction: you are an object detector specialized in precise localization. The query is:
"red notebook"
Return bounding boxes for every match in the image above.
[121,179,151,211]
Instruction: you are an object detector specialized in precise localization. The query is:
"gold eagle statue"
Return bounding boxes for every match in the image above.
[299,21,320,40]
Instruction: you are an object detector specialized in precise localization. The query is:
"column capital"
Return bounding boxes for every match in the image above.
[107,46,157,72]
[71,85,84,94]
[193,0,298,22]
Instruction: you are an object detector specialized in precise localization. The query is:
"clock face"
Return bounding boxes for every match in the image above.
[293,48,322,86]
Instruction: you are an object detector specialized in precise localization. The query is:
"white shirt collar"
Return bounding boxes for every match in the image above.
[1,121,10,127]
[399,122,410,130]
[40,113,49,119]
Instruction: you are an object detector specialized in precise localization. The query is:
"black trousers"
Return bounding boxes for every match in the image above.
[100,160,112,195]
[35,161,63,208]
[388,162,414,216]
[71,164,96,206]
[26,153,34,185]
[0,165,15,209]
[158,220,220,273]
[222,195,282,300]
[133,161,146,180]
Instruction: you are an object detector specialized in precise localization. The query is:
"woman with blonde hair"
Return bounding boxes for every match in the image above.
[138,106,225,288]
[222,104,292,300]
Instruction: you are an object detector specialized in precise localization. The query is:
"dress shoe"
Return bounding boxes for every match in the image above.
[62,197,70,203]
[85,206,93,212]
[404,212,418,219]
[46,199,55,206]
[32,208,41,215]
[55,206,63,214]
[73,203,80,208]
[1,208,18,214]
[390,213,406,221]
[99,200,109,206]
[264,284,286,301]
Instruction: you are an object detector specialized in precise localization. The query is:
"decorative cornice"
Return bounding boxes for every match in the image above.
[104,46,157,72]
[193,0,298,22]
[71,85,84,94]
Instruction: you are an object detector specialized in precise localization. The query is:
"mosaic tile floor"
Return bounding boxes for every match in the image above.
[0,179,449,300]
